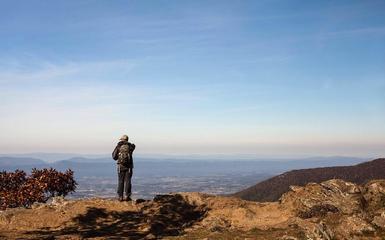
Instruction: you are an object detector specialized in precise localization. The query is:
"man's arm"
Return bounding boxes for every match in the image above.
[129,143,135,169]
[131,144,136,153]
[112,144,120,160]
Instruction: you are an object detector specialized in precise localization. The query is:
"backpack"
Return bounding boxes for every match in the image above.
[117,144,130,165]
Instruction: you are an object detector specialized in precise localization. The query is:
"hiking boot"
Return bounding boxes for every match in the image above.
[124,196,132,201]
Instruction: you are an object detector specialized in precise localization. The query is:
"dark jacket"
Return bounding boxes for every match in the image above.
[112,140,136,168]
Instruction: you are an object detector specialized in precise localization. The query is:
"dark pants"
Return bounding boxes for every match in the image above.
[117,166,133,197]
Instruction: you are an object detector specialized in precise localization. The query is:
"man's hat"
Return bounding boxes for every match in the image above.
[120,135,129,141]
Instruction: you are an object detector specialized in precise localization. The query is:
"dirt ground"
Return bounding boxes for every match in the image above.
[0,193,296,240]
[3,180,385,239]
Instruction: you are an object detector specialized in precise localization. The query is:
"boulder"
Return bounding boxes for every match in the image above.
[363,180,385,212]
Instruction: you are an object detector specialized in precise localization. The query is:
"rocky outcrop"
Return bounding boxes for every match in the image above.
[2,179,385,239]
[280,179,364,216]
[276,179,385,239]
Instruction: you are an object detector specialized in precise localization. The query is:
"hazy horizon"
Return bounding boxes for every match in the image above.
[0,151,375,162]
[1,1,384,157]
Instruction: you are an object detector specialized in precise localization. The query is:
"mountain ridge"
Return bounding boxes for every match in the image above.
[233,157,385,202]
[0,157,46,166]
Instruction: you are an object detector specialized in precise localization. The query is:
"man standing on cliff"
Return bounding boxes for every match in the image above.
[112,135,135,201]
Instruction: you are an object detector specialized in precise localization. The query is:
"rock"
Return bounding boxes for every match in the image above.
[289,186,302,192]
[295,220,333,240]
[136,198,148,204]
[336,216,375,237]
[300,221,334,240]
[50,196,66,206]
[297,204,339,219]
[372,215,385,228]
[280,179,364,216]
[0,211,13,224]
[363,180,385,212]
[210,225,224,232]
[320,179,361,194]
[144,233,156,239]
[205,216,231,232]
[314,222,334,240]
[279,236,299,240]
[31,202,45,209]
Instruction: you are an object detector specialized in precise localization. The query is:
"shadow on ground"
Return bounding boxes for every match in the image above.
[25,194,207,239]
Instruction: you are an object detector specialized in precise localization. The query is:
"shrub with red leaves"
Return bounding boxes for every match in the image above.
[0,168,77,210]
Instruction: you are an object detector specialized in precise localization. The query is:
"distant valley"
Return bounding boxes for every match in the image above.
[0,155,369,199]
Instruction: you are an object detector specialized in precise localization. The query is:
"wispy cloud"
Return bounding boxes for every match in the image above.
[0,57,210,117]
[322,26,385,39]
[0,58,139,84]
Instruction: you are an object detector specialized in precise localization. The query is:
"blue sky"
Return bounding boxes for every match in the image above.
[0,0,384,157]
